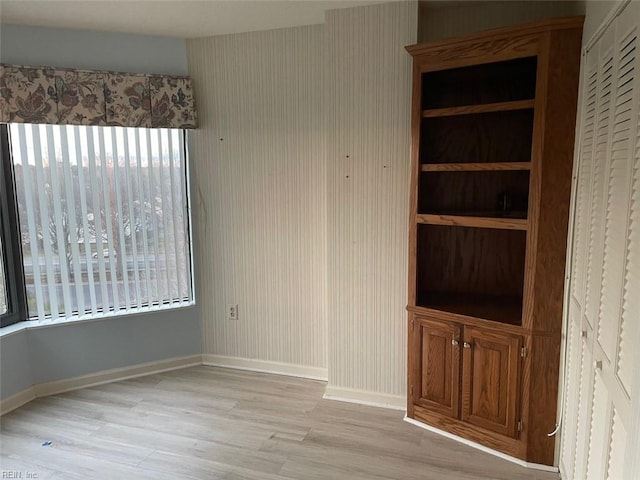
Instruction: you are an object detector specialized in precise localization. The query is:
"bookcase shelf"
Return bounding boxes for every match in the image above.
[417,214,528,230]
[422,99,535,118]
[421,162,531,172]
[416,291,523,326]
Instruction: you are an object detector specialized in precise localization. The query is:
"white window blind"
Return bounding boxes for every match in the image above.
[9,124,193,321]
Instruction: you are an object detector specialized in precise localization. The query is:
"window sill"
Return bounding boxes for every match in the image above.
[0,301,196,338]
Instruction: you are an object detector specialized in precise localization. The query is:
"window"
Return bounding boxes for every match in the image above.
[0,235,6,315]
[1,125,28,327]
[1,123,193,324]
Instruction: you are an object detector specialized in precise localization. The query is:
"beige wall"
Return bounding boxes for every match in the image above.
[418,0,585,42]
[187,25,328,374]
[325,2,417,404]
[187,2,417,400]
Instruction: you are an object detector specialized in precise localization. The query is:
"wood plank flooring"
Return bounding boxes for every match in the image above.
[0,366,559,480]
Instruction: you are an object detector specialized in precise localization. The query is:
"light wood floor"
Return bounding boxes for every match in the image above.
[0,366,559,480]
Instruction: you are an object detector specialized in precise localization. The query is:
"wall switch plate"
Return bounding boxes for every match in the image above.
[227,304,238,320]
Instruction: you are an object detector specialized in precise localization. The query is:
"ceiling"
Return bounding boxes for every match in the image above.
[0,0,403,39]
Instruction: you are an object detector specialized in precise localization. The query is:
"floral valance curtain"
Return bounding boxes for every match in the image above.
[0,65,197,129]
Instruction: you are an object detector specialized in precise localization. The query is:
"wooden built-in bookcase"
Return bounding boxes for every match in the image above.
[405,17,583,466]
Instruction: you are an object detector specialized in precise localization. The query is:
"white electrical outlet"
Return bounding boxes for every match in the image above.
[227,304,238,320]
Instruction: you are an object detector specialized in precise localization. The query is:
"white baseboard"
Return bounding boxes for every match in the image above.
[34,354,203,397]
[403,416,559,472]
[0,387,36,416]
[202,354,328,381]
[1,354,202,416]
[323,385,406,411]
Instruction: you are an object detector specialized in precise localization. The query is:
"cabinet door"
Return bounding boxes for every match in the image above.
[411,316,461,418]
[461,327,521,438]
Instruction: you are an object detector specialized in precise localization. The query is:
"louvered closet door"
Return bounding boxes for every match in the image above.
[561,2,640,479]
[562,33,599,480]
[620,4,640,474]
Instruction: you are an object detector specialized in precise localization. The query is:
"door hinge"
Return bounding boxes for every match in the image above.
[517,420,523,432]
[520,346,526,358]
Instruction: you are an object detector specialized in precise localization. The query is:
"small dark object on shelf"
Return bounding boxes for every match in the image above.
[497,190,528,217]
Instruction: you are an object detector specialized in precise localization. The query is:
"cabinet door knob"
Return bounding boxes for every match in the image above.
[463,342,471,349]
[451,339,459,346]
